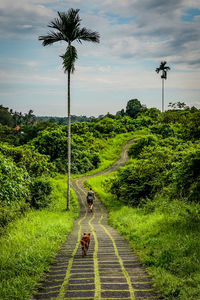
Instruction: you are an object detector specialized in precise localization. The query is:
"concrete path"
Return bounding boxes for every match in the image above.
[33,140,161,300]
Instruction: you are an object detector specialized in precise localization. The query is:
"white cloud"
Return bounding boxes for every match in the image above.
[98,66,111,72]
[72,1,200,70]
[0,0,54,38]
[1,0,200,115]
[1,0,200,68]
[25,61,39,67]
[0,68,64,85]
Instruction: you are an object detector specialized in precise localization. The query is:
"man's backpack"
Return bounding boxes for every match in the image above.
[87,192,94,201]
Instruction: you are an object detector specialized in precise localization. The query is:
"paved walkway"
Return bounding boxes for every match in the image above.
[33,141,161,300]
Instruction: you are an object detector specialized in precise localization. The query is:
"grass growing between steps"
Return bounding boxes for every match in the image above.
[87,174,200,300]
[0,175,79,300]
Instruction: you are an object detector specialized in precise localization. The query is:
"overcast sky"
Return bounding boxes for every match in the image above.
[0,0,200,116]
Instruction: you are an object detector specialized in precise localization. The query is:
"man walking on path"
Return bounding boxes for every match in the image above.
[87,187,95,212]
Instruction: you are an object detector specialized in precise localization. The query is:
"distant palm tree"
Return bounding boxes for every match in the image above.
[39,9,100,210]
[156,61,170,112]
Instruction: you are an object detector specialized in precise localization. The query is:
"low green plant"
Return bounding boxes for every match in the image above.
[29,177,52,209]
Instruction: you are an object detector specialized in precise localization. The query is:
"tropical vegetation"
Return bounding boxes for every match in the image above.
[0,98,199,299]
[86,101,200,300]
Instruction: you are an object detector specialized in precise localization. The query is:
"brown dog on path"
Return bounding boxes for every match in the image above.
[80,233,90,257]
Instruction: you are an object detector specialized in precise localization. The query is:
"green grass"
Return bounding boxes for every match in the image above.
[72,132,132,178]
[72,130,149,179]
[0,175,79,300]
[0,131,149,299]
[87,174,200,300]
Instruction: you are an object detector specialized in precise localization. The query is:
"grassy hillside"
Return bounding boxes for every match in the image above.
[87,173,200,299]
[0,101,199,299]
[0,132,135,299]
[0,175,79,300]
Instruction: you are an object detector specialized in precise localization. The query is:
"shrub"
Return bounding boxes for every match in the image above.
[0,143,55,177]
[0,153,31,228]
[181,111,200,141]
[111,143,175,207]
[0,153,30,205]
[94,117,118,134]
[110,162,161,206]
[133,116,154,128]
[175,149,200,202]
[91,153,101,168]
[150,124,174,138]
[0,124,19,145]
[29,177,52,209]
[128,135,157,158]
[0,201,28,231]
[31,129,67,160]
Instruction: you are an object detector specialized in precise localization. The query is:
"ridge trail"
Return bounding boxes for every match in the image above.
[33,140,161,300]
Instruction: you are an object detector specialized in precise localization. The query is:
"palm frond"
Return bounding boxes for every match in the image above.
[38,31,65,46]
[58,10,81,41]
[156,61,170,74]
[64,9,81,25]
[44,9,81,43]
[156,67,160,73]
[39,8,100,74]
[76,27,100,43]
[164,66,171,71]
[48,17,64,32]
[60,45,78,73]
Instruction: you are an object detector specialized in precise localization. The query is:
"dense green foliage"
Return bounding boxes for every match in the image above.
[111,137,200,205]
[0,101,199,227]
[30,128,102,174]
[85,103,200,300]
[126,98,147,118]
[0,142,55,229]
[0,100,200,299]
[87,172,200,300]
[29,115,139,174]
[0,153,30,229]
[29,177,52,209]
[0,175,79,300]
[0,101,139,229]
[110,108,200,206]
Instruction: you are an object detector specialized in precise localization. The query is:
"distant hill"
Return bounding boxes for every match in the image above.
[35,115,96,124]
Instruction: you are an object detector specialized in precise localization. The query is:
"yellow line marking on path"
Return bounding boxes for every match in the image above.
[76,180,101,300]
[56,180,87,300]
[57,140,134,300]
[77,181,135,300]
[98,206,136,300]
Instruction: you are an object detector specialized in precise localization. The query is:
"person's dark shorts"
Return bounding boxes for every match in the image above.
[87,199,93,205]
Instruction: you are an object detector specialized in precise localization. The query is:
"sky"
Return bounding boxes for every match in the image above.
[0,0,200,117]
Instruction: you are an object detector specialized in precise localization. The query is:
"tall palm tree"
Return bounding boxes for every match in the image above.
[156,61,170,112]
[39,9,100,210]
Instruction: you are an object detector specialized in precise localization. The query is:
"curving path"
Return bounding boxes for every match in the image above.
[33,140,161,300]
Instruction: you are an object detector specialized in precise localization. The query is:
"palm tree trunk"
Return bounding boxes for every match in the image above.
[67,69,71,211]
[162,77,164,113]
